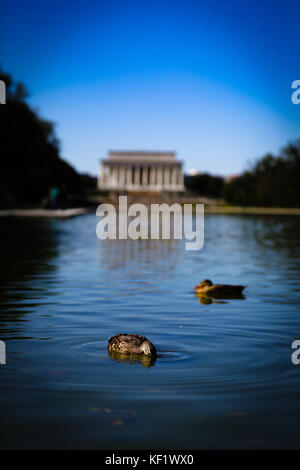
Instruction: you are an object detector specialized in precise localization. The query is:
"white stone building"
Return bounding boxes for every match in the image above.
[98,151,184,192]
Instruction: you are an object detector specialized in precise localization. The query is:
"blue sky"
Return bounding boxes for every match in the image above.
[1,0,299,176]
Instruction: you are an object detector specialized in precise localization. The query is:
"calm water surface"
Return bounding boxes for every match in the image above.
[0,214,300,449]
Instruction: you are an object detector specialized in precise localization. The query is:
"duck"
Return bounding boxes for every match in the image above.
[194,279,246,299]
[107,334,157,357]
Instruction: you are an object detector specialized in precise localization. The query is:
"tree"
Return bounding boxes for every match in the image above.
[184,173,224,198]
[223,141,300,207]
[0,69,90,208]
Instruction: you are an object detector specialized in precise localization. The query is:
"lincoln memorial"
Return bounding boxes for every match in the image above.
[98,151,184,192]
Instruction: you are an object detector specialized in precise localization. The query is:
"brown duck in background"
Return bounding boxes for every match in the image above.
[194,279,246,299]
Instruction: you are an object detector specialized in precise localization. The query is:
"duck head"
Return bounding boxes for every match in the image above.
[194,279,213,289]
[137,340,157,357]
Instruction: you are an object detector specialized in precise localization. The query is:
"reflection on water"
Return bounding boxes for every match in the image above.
[108,351,157,368]
[0,218,60,337]
[98,237,182,273]
[195,292,246,304]
[0,214,300,449]
[195,294,241,304]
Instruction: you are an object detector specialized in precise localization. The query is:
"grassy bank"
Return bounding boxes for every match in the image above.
[203,205,300,215]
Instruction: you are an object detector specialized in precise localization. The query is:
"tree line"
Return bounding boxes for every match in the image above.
[0,70,96,208]
[184,173,224,199]
[223,142,300,207]
[185,142,300,207]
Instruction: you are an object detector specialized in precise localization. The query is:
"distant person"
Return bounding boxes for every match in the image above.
[50,186,59,209]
